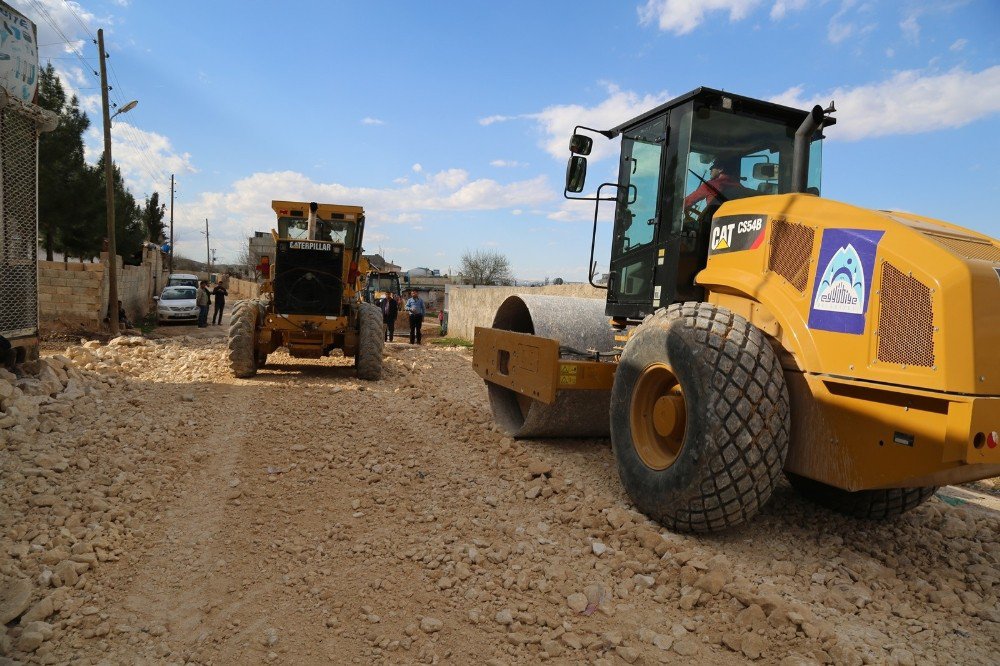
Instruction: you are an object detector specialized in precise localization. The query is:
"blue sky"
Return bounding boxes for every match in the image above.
[16,0,1000,280]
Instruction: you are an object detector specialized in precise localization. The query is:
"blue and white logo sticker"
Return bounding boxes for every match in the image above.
[808,229,884,335]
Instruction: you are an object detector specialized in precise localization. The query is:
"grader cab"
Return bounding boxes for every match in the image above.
[227,201,384,380]
[474,87,1000,532]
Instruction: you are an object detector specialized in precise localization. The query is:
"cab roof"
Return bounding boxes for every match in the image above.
[608,87,822,137]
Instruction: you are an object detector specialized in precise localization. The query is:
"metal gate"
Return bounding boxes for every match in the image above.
[0,93,56,343]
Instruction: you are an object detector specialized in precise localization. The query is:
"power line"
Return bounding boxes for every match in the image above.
[28,0,98,77]
[36,1,177,199]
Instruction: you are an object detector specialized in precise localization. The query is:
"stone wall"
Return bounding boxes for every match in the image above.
[227,278,260,302]
[446,284,605,341]
[38,248,169,330]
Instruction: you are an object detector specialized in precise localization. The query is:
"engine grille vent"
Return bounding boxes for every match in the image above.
[767,220,814,293]
[924,233,1000,264]
[876,263,935,368]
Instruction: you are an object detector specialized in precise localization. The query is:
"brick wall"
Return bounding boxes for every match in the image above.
[38,247,169,330]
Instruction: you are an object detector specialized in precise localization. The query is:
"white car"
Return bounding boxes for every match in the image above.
[166,273,200,288]
[156,286,199,323]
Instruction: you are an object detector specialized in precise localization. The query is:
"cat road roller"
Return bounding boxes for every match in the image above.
[473,87,1000,532]
[228,201,384,380]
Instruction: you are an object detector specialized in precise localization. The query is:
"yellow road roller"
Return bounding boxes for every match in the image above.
[473,87,1000,532]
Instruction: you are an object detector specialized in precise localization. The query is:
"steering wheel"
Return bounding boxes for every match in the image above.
[681,205,701,234]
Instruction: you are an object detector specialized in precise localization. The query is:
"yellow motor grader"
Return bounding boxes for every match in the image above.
[228,201,383,380]
[474,87,1000,532]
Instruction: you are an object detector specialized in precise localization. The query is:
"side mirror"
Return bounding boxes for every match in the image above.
[565,156,587,193]
[569,134,593,156]
[753,162,779,180]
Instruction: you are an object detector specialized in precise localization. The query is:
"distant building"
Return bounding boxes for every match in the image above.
[364,254,401,273]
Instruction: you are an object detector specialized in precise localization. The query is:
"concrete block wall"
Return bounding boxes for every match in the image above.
[38,248,170,329]
[446,284,605,341]
[37,261,104,327]
[227,278,260,302]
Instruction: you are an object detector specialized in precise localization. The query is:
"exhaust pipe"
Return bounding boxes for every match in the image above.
[307,201,319,240]
[792,102,834,193]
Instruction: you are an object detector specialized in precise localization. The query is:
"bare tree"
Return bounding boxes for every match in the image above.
[459,249,514,286]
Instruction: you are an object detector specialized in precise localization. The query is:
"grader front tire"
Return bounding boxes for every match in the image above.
[356,302,384,381]
[228,300,259,378]
[786,473,938,520]
[611,303,790,533]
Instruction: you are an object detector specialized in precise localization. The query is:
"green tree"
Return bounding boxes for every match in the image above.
[95,153,144,265]
[37,63,91,260]
[140,192,166,243]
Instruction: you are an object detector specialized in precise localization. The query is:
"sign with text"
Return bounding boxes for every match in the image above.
[0,1,38,104]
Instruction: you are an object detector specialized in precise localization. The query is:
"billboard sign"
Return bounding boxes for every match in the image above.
[0,1,38,104]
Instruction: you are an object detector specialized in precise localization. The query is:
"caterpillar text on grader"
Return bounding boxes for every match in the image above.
[228,201,384,380]
[473,87,1000,532]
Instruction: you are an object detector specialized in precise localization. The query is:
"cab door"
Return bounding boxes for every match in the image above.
[607,114,668,318]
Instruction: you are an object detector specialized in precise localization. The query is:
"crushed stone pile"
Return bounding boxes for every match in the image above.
[1,335,997,665]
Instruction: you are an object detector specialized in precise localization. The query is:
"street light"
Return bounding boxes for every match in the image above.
[98,27,138,337]
[111,99,138,120]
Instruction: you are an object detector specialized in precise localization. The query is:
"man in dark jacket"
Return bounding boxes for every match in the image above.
[212,283,228,325]
[381,293,399,342]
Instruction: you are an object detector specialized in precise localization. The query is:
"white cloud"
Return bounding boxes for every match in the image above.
[637,0,761,35]
[490,159,527,168]
[361,117,385,125]
[527,83,670,163]
[950,38,968,52]
[770,0,807,21]
[83,122,195,196]
[900,14,920,43]
[411,163,423,173]
[173,168,555,261]
[479,114,516,126]
[827,0,861,44]
[770,66,1000,141]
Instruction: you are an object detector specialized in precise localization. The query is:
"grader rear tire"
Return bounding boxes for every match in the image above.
[786,473,937,519]
[228,300,259,378]
[356,302,384,381]
[611,303,790,533]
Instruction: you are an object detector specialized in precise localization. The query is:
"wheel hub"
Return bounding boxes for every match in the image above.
[630,363,686,470]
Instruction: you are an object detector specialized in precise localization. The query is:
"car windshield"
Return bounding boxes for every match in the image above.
[161,288,196,300]
[168,278,199,287]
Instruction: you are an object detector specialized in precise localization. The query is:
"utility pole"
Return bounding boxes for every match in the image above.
[98,29,119,337]
[204,218,210,269]
[211,248,217,267]
[169,174,175,273]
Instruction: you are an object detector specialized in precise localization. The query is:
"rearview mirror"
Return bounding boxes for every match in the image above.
[569,134,593,156]
[566,156,587,193]
[753,162,779,180]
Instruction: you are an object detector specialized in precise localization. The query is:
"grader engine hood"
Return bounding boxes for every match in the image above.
[697,195,1000,397]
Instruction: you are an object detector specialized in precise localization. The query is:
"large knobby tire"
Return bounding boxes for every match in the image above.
[228,300,259,378]
[611,302,790,533]
[786,473,937,519]
[356,302,384,381]
[254,300,269,368]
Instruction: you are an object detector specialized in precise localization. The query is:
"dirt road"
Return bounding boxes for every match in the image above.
[2,334,998,664]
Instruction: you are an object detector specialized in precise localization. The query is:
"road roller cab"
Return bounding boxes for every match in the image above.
[226,201,385,380]
[473,87,1000,532]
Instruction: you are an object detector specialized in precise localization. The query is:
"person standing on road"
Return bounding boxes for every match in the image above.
[212,283,228,325]
[405,290,425,345]
[381,291,398,342]
[196,280,212,328]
